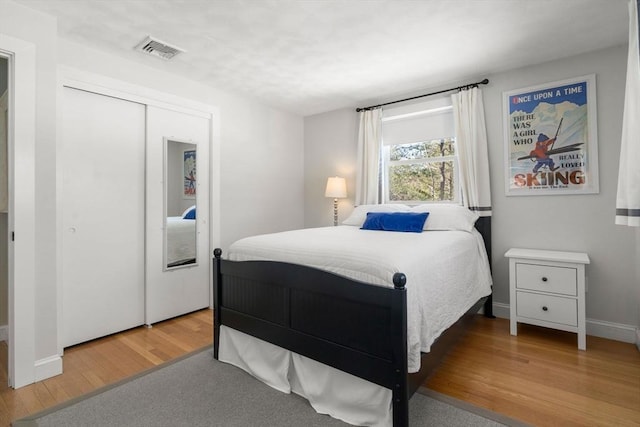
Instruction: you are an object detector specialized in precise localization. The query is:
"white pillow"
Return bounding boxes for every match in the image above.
[342,204,410,226]
[410,204,479,231]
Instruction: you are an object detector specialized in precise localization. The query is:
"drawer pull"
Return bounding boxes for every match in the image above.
[542,306,548,311]
[541,277,548,282]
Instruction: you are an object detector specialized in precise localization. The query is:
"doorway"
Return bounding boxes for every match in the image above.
[0,55,8,384]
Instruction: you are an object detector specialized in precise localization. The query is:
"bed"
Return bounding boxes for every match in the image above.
[166,215,196,267]
[213,204,493,426]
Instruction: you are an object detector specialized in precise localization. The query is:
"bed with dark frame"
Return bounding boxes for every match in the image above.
[212,216,493,427]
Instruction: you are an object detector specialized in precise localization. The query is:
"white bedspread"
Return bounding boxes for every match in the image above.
[228,225,492,373]
[166,216,196,265]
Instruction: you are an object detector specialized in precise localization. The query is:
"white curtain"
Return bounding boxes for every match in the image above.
[452,87,492,216]
[355,108,382,205]
[616,0,640,227]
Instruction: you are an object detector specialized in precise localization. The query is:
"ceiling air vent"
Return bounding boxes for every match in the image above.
[134,36,185,60]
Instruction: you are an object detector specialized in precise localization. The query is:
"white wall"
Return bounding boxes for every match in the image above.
[304,45,639,341]
[486,45,636,332]
[304,108,357,227]
[57,39,305,251]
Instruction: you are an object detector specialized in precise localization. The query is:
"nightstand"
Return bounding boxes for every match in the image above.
[505,248,590,350]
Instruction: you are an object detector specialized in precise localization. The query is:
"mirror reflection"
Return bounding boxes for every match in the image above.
[165,138,197,269]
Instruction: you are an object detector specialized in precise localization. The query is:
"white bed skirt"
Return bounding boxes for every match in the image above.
[219,325,393,426]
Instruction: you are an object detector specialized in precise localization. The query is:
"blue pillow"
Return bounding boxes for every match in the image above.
[361,212,429,233]
[182,206,196,220]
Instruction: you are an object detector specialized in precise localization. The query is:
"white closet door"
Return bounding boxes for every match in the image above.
[62,87,145,347]
[145,105,210,325]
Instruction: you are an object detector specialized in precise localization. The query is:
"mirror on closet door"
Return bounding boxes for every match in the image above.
[164,138,197,270]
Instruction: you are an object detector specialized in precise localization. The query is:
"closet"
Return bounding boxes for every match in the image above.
[61,83,211,348]
[61,87,146,347]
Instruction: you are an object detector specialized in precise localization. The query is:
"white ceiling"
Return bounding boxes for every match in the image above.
[16,0,629,116]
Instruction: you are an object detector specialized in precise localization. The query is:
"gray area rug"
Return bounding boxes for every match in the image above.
[14,347,525,427]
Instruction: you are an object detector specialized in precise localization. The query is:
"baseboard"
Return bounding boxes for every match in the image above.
[492,302,510,319]
[491,302,638,344]
[0,327,62,380]
[35,354,63,382]
[586,319,638,344]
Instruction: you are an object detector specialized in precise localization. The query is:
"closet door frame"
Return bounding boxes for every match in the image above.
[57,66,221,355]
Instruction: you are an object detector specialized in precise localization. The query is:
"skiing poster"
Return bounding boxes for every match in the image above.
[183,149,196,198]
[503,75,599,196]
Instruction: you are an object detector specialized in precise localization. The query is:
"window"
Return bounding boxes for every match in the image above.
[384,137,458,202]
[381,100,459,203]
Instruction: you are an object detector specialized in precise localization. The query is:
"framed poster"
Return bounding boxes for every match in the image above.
[503,74,599,196]
[183,149,196,198]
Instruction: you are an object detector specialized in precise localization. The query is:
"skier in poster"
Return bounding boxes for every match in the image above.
[185,170,196,194]
[525,117,564,173]
[530,133,559,173]
[517,117,584,170]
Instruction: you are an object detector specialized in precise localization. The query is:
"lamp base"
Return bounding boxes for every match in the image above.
[333,198,338,226]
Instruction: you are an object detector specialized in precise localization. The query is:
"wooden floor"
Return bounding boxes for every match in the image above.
[426,316,640,427]
[1,311,638,426]
[0,308,213,427]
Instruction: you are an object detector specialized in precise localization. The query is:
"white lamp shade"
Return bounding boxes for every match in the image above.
[325,176,347,198]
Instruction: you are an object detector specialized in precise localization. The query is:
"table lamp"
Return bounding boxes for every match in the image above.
[325,176,347,226]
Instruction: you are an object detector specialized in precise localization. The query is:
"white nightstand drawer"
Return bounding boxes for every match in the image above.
[516,263,577,296]
[516,291,577,326]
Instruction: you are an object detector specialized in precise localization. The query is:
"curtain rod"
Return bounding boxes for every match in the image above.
[355,78,489,112]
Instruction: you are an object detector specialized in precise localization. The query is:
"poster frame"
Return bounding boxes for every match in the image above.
[503,74,599,196]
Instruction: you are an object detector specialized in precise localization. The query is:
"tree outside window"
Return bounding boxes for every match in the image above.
[384,137,458,203]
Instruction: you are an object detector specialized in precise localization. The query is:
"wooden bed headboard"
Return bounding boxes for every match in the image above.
[474,216,491,262]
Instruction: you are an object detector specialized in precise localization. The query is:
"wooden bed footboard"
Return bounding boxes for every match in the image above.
[213,249,412,425]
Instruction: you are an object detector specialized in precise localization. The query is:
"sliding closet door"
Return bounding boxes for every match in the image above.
[145,105,210,325]
[61,87,145,347]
